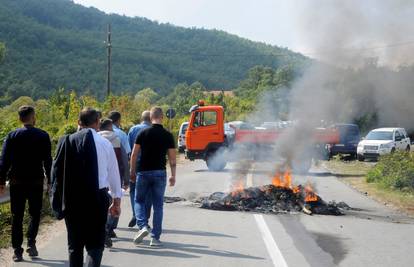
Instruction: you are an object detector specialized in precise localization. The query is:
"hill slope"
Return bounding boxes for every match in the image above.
[0,0,306,100]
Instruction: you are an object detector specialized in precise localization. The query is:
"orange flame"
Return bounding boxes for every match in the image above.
[292,186,301,194]
[284,168,292,188]
[272,168,292,188]
[272,171,283,187]
[231,180,245,196]
[304,184,318,202]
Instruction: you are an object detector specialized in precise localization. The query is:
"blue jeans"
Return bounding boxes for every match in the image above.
[130,181,153,222]
[134,170,166,240]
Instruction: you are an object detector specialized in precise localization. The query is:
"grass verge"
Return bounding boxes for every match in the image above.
[324,157,414,217]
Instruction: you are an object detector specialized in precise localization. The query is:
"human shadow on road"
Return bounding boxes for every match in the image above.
[112,241,264,260]
[26,258,111,267]
[162,229,237,238]
[116,228,236,239]
[194,169,231,173]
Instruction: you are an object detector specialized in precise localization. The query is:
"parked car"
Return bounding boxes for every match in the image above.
[357,127,411,161]
[328,124,360,158]
[178,122,189,153]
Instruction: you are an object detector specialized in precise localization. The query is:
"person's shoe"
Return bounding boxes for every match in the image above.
[128,217,136,228]
[13,252,23,262]
[150,238,163,247]
[109,230,117,238]
[26,245,38,257]
[104,235,113,248]
[133,227,149,244]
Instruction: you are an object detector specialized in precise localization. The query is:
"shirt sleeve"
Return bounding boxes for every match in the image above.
[43,133,53,184]
[107,144,123,198]
[135,130,143,145]
[127,127,135,150]
[0,133,12,185]
[120,132,131,154]
[167,132,176,149]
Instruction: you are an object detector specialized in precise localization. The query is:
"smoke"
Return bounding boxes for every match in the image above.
[292,0,414,68]
[282,0,414,132]
[214,1,414,189]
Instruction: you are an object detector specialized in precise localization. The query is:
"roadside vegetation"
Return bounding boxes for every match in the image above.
[366,151,414,192]
[325,152,414,216]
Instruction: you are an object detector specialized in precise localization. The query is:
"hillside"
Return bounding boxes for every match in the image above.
[0,0,306,101]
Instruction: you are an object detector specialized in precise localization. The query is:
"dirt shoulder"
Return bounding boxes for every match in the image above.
[323,160,414,217]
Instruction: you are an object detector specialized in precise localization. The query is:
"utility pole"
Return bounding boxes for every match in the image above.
[106,24,112,98]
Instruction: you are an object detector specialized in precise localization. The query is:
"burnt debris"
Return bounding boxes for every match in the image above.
[199,184,346,216]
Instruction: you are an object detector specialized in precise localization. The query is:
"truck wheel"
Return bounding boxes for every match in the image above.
[406,145,410,152]
[206,151,226,171]
[357,155,364,161]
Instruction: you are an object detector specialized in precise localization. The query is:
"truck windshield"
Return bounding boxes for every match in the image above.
[181,124,188,134]
[366,131,393,140]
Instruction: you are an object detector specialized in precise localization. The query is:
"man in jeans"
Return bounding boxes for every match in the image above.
[127,110,151,228]
[130,107,176,246]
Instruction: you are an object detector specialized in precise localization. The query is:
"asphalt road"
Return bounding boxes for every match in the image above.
[10,159,414,267]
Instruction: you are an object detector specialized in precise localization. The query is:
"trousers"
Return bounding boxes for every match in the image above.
[9,184,43,254]
[64,189,109,267]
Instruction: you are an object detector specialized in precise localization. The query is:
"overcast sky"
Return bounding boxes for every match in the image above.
[73,0,302,52]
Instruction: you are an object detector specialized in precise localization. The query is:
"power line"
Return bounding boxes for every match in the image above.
[111,40,414,58]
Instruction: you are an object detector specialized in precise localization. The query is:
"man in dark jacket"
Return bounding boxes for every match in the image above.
[51,108,122,267]
[0,106,52,262]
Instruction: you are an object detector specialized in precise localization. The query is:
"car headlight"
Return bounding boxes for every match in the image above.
[380,143,392,149]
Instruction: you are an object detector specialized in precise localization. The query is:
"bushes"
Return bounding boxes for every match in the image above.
[366,151,414,191]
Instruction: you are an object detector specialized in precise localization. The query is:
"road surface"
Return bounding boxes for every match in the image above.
[9,160,414,267]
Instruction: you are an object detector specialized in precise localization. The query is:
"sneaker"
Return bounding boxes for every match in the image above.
[128,217,136,228]
[133,227,149,244]
[150,238,162,247]
[104,235,113,248]
[13,252,23,262]
[137,225,152,232]
[26,245,38,257]
[109,230,117,238]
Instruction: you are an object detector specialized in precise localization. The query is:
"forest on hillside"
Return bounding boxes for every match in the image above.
[0,0,306,103]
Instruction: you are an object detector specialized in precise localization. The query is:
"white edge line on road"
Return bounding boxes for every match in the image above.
[254,214,289,267]
[248,163,288,267]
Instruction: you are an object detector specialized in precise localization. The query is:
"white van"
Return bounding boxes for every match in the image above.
[178,122,189,153]
[357,127,411,161]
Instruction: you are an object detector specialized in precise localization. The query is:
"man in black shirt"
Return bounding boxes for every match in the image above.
[130,107,176,247]
[0,106,52,262]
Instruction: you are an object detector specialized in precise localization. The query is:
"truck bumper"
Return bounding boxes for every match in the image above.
[185,150,205,161]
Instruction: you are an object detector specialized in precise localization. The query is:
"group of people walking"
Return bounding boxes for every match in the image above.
[0,105,176,267]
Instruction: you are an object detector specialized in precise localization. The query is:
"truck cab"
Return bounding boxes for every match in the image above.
[185,102,228,170]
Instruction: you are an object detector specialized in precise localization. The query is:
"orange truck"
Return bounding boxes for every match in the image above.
[185,101,340,172]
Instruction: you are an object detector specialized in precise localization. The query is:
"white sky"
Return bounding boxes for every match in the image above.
[73,0,302,52]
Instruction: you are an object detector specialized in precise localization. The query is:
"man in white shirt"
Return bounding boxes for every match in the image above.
[51,108,122,267]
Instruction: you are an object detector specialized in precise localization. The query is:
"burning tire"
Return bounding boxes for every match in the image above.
[206,150,227,171]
